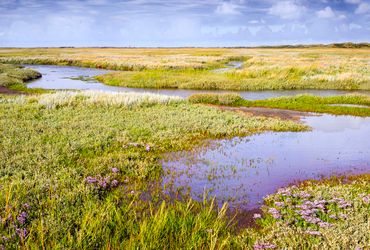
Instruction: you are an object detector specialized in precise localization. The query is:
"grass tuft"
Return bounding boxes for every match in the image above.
[189,93,243,105]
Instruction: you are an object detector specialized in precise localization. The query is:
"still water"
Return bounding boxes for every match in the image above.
[162,115,370,209]
[26,65,370,100]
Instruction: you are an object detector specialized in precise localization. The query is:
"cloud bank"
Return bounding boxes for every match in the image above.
[0,0,369,47]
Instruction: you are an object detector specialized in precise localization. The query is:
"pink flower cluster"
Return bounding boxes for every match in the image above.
[85,168,121,190]
[268,208,281,219]
[254,242,276,249]
[0,203,31,244]
[125,142,152,152]
[359,194,370,204]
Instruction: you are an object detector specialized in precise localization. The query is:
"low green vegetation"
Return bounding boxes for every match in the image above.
[0,91,306,249]
[189,93,370,117]
[237,174,370,249]
[0,63,42,92]
[189,93,243,105]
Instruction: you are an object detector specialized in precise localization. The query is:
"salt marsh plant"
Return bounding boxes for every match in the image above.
[189,93,370,117]
[0,47,240,70]
[188,93,242,105]
[1,47,369,90]
[238,175,370,249]
[0,91,307,248]
[0,63,41,88]
[94,47,369,91]
[26,90,184,109]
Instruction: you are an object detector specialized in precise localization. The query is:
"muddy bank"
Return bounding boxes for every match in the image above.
[218,105,312,120]
[0,86,23,95]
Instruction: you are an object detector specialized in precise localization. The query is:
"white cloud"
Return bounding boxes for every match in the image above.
[268,1,306,20]
[215,2,240,15]
[355,2,370,14]
[316,6,335,18]
[345,0,361,4]
[349,23,362,30]
[268,25,285,32]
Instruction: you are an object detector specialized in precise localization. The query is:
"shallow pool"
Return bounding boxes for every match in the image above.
[162,114,370,209]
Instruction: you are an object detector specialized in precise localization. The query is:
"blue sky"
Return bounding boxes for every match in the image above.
[0,0,369,47]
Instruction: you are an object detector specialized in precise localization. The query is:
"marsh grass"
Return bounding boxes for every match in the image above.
[1,47,369,91]
[0,91,368,248]
[189,93,370,116]
[189,93,242,105]
[0,91,306,248]
[0,63,41,88]
[95,48,369,91]
[26,90,184,109]
[0,48,240,70]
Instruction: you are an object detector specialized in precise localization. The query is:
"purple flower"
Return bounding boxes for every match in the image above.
[302,216,321,224]
[17,212,27,225]
[276,188,292,196]
[99,177,110,188]
[268,208,281,219]
[254,242,276,249]
[296,204,310,210]
[86,176,97,184]
[339,213,348,219]
[253,213,262,219]
[22,203,31,210]
[111,168,119,174]
[16,228,28,239]
[338,201,351,208]
[360,194,369,204]
[297,209,317,216]
[318,222,332,228]
[145,144,151,152]
[297,191,311,199]
[305,230,321,236]
[274,202,285,207]
[111,180,119,187]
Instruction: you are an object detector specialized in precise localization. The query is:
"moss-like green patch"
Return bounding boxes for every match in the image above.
[0,63,44,93]
[189,93,370,117]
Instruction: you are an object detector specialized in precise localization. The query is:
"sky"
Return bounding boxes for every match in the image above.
[0,0,369,47]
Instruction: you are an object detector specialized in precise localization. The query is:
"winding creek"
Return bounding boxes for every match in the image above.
[26,64,370,100]
[25,64,370,209]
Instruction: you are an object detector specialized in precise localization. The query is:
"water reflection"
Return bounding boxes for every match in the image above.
[162,115,370,209]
